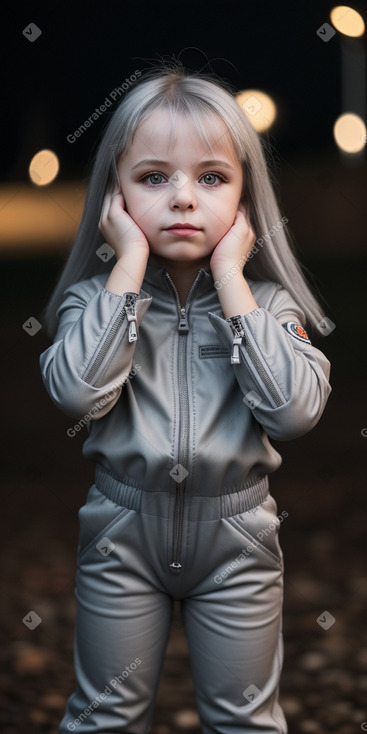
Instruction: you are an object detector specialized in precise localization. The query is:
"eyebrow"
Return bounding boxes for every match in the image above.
[131,158,235,171]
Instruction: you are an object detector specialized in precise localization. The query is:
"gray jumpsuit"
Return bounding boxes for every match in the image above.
[40,260,331,733]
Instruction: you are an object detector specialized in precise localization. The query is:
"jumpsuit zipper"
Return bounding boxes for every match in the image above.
[164,269,204,573]
[82,293,138,384]
[228,314,285,408]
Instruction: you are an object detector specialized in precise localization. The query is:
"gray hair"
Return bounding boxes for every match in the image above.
[42,61,328,337]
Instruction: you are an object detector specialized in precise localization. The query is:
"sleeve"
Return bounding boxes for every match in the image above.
[207,282,332,440]
[39,278,152,419]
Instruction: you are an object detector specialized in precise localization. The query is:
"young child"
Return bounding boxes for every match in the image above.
[40,62,332,734]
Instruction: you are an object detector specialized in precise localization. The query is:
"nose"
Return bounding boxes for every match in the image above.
[169,175,197,210]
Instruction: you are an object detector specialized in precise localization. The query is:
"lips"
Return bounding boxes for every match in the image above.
[165,223,200,230]
[164,223,201,237]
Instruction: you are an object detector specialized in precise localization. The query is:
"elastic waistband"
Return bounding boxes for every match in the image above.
[94,465,270,520]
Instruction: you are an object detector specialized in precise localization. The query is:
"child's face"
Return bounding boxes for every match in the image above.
[117,109,243,266]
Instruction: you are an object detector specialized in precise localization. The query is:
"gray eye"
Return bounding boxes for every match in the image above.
[147,173,164,185]
[203,174,218,185]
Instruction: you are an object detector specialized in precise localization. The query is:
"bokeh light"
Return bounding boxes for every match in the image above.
[29,149,60,186]
[330,6,365,37]
[235,90,277,132]
[333,113,366,152]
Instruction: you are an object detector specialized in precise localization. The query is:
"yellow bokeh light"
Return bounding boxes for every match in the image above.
[29,149,59,185]
[235,90,277,132]
[333,113,366,153]
[330,6,365,37]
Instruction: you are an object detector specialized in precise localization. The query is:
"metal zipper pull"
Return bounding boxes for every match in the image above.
[169,561,183,571]
[231,336,242,364]
[227,315,246,364]
[178,307,189,334]
[125,294,138,342]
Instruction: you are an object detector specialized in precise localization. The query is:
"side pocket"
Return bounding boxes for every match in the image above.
[77,484,133,560]
[224,494,283,567]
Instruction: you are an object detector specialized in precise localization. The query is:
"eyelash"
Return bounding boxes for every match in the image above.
[140,172,227,188]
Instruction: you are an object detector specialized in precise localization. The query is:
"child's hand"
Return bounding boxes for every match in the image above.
[99,188,150,262]
[209,204,256,282]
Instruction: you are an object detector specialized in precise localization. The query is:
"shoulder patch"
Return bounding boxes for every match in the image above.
[282,321,311,344]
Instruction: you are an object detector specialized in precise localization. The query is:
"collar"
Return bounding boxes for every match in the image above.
[143,258,215,295]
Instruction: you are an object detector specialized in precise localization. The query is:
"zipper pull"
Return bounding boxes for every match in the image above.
[231,336,242,364]
[169,561,183,571]
[227,315,246,364]
[178,307,189,334]
[125,295,138,342]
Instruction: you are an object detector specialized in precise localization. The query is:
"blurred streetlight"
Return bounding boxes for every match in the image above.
[330,6,366,159]
[330,6,365,36]
[333,112,366,152]
[29,150,59,185]
[235,89,277,132]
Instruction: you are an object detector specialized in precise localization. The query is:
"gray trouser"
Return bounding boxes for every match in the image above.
[59,467,287,733]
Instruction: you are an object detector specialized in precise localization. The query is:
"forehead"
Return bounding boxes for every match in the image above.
[126,107,240,164]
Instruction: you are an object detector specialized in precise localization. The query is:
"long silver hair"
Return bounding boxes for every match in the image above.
[42,61,328,337]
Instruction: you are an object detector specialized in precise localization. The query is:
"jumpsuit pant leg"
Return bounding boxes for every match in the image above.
[181,551,286,733]
[180,491,288,733]
[59,484,175,734]
[59,473,287,733]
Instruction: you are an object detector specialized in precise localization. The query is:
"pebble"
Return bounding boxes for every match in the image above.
[28,709,49,724]
[333,672,355,693]
[298,651,329,670]
[299,720,322,732]
[11,643,50,674]
[40,691,67,709]
[172,709,201,728]
[305,693,321,706]
[281,696,302,716]
[318,634,349,656]
[351,709,367,723]
[348,575,367,596]
[329,700,353,714]
[308,532,336,552]
[286,575,326,603]
[357,648,367,666]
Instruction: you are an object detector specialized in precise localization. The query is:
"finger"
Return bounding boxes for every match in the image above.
[99,190,113,225]
[248,226,256,247]
[110,190,126,215]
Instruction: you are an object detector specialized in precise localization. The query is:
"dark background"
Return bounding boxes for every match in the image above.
[1,1,351,176]
[1,2,366,733]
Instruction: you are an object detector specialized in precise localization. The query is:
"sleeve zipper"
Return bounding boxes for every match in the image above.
[227,314,286,408]
[227,314,246,365]
[125,293,138,342]
[82,292,139,384]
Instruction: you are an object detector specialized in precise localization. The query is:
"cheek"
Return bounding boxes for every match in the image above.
[122,192,145,221]
[213,205,236,234]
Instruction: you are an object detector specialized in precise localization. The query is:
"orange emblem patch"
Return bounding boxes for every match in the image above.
[282,322,311,344]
